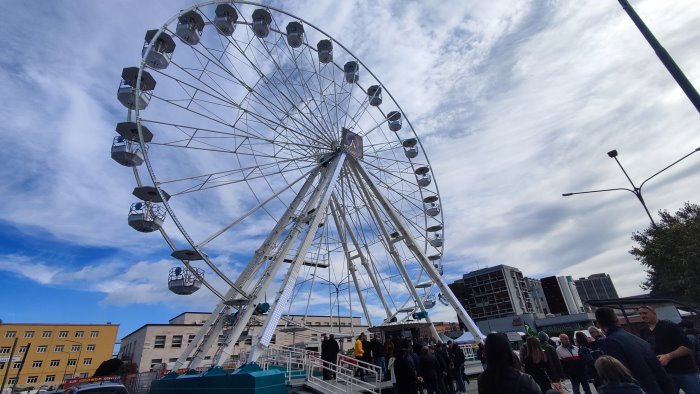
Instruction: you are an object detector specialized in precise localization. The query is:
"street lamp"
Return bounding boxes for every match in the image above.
[310,274,347,333]
[563,147,700,226]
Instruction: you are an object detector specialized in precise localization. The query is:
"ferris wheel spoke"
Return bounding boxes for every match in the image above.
[259,24,339,144]
[197,165,318,247]
[343,167,417,315]
[222,31,337,147]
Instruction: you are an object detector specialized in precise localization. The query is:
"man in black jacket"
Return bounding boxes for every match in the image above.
[638,305,700,394]
[595,307,673,394]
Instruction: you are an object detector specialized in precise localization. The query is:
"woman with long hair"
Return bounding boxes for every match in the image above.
[575,331,600,388]
[594,356,644,394]
[477,333,542,394]
[523,337,552,393]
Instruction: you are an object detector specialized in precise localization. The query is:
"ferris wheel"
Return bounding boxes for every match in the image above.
[111,1,483,368]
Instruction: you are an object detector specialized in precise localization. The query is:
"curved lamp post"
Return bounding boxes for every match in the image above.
[563,147,700,226]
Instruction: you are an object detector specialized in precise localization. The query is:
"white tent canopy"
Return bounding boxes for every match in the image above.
[454,331,476,344]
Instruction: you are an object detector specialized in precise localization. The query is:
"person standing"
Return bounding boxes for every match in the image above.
[449,340,468,393]
[394,347,419,394]
[594,355,645,394]
[354,333,366,380]
[523,337,553,393]
[594,307,673,394]
[419,346,441,394]
[576,331,601,389]
[588,326,605,350]
[476,342,487,370]
[387,353,398,394]
[477,333,542,394]
[638,305,700,394]
[371,333,386,378]
[328,334,340,380]
[557,333,592,394]
[321,334,332,380]
[537,331,565,390]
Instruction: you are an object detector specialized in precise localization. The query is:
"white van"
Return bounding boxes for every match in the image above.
[64,382,128,394]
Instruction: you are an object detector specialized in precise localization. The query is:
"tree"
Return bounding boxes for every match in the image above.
[630,202,700,304]
[93,358,123,376]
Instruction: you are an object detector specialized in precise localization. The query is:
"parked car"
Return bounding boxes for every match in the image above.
[64,382,127,394]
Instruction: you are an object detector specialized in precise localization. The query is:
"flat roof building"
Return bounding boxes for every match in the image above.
[449,265,533,322]
[119,312,367,372]
[574,273,619,303]
[541,276,585,315]
[0,323,118,391]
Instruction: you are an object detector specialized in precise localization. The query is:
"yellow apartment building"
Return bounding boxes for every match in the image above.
[0,323,119,391]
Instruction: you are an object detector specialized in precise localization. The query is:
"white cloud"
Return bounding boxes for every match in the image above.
[0,0,699,331]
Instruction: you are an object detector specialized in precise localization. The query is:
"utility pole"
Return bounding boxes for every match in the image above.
[617,0,700,114]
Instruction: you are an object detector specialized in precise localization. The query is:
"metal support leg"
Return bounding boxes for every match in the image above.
[347,161,439,341]
[353,161,485,342]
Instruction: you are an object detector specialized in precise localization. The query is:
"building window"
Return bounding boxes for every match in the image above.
[42,331,52,338]
[154,335,166,349]
[24,331,35,338]
[50,360,60,367]
[71,345,81,352]
[86,344,95,352]
[13,362,22,369]
[67,359,77,366]
[27,376,38,384]
[171,335,183,348]
[59,331,68,338]
[32,360,42,368]
[79,373,88,378]
[0,362,5,370]
[83,358,92,365]
[54,345,64,352]
[7,378,16,385]
[75,331,84,338]
[5,331,16,338]
[37,345,47,353]
[19,346,28,354]
[151,358,163,365]
[63,374,72,381]
[169,358,178,362]
[0,347,9,354]
[90,331,99,338]
[45,375,56,383]
[188,334,196,344]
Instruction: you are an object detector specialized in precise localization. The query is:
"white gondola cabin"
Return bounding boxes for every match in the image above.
[142,30,176,70]
[423,195,440,217]
[128,201,166,232]
[429,254,443,275]
[214,4,238,36]
[286,22,304,48]
[367,85,382,106]
[429,233,443,247]
[344,61,359,83]
[251,9,272,38]
[117,67,156,110]
[415,166,432,187]
[111,136,144,167]
[403,138,418,158]
[387,111,402,131]
[427,224,443,247]
[176,10,205,46]
[168,266,204,295]
[317,39,333,63]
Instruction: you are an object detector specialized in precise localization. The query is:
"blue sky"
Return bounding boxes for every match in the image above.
[1,0,699,342]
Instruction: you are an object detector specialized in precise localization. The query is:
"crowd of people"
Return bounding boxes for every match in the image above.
[319,305,700,394]
[320,331,470,393]
[478,306,699,394]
